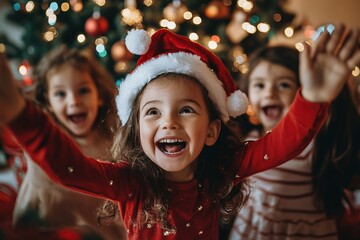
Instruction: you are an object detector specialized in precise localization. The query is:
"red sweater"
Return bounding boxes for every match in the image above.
[8,91,328,240]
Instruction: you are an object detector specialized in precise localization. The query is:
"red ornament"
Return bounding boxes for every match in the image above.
[85,16,109,37]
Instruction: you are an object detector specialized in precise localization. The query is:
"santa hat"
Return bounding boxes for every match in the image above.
[116,28,248,124]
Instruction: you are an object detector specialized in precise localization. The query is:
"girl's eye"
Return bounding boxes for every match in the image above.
[180,107,195,114]
[278,81,293,89]
[54,90,66,98]
[251,82,264,89]
[146,108,160,116]
[79,87,91,95]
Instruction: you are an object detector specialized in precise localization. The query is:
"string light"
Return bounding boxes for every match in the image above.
[18,61,33,86]
[13,3,21,11]
[43,31,55,41]
[257,23,270,33]
[61,2,70,11]
[189,32,199,41]
[284,26,294,37]
[49,2,59,12]
[211,35,220,43]
[25,1,35,12]
[95,37,108,45]
[93,0,106,7]
[48,14,57,26]
[242,22,256,34]
[77,34,86,43]
[19,65,28,76]
[183,11,192,20]
[143,0,153,7]
[167,21,176,30]
[208,40,217,50]
[238,0,253,12]
[295,42,305,52]
[192,16,202,25]
[70,0,83,12]
[159,19,168,27]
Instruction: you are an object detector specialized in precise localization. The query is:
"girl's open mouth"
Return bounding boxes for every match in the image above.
[262,105,282,119]
[156,139,187,154]
[68,113,87,124]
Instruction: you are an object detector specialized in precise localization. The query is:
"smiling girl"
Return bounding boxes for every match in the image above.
[11,46,126,239]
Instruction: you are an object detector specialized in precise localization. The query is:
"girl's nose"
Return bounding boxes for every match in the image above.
[68,93,80,106]
[161,113,180,130]
[264,85,276,98]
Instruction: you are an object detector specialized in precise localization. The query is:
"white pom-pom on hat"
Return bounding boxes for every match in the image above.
[125,29,151,55]
[226,90,249,117]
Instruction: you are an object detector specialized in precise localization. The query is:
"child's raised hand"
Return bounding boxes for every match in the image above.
[300,24,360,102]
[0,53,26,123]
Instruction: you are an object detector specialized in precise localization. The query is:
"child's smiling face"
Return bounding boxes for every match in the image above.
[248,60,299,132]
[138,75,221,182]
[47,64,103,137]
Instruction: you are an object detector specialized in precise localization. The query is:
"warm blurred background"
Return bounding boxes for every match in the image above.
[0,0,359,90]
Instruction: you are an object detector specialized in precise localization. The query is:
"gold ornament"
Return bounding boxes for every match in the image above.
[204,0,229,20]
[70,0,83,12]
[114,61,131,74]
[121,7,143,26]
[226,10,248,43]
[111,41,133,62]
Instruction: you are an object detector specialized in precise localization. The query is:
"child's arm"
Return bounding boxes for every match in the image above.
[9,100,135,200]
[0,53,26,124]
[236,24,360,178]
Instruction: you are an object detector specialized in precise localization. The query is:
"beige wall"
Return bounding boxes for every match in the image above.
[285,0,360,28]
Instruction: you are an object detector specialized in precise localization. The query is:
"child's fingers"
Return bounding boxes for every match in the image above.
[338,28,359,61]
[311,28,330,58]
[325,24,345,54]
[300,42,311,67]
[346,51,360,70]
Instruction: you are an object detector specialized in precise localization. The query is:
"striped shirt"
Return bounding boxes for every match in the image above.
[229,134,338,240]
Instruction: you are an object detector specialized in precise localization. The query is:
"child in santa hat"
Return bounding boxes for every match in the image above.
[0,24,359,240]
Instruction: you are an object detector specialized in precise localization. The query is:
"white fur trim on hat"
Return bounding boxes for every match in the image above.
[117,52,233,124]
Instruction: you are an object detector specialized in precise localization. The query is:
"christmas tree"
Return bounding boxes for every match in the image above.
[2,0,298,85]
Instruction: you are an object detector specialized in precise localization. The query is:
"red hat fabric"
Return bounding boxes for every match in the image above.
[116,28,248,124]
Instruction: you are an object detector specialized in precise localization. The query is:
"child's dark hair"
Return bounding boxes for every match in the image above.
[32,45,119,137]
[312,84,360,216]
[112,73,250,231]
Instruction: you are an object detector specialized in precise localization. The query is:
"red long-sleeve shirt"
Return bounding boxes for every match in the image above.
[8,91,328,240]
